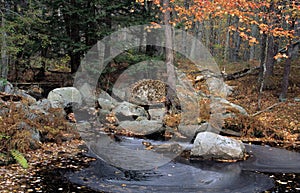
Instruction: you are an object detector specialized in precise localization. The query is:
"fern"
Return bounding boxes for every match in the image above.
[0,133,10,140]
[10,149,29,169]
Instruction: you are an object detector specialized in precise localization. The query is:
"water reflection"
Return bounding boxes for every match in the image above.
[68,133,300,192]
[66,158,274,193]
[241,144,300,173]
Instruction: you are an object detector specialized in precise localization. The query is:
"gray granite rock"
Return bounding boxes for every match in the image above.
[191,131,245,160]
[117,120,164,136]
[47,87,82,108]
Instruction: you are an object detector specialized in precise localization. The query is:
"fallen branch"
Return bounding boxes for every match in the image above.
[223,66,260,81]
[251,102,282,117]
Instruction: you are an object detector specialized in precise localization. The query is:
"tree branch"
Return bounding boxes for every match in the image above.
[251,102,281,117]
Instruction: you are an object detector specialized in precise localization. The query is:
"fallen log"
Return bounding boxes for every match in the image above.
[223,66,260,81]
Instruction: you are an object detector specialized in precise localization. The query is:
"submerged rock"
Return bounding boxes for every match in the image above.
[117,120,164,136]
[191,131,246,160]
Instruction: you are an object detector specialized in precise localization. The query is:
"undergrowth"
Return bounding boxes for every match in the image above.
[0,100,75,167]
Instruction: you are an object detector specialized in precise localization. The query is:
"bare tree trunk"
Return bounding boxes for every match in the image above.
[257,33,268,110]
[263,35,278,89]
[190,21,202,58]
[232,17,241,62]
[163,0,177,113]
[204,20,211,51]
[279,42,293,101]
[223,16,231,61]
[249,22,258,61]
[292,19,300,59]
[1,12,8,79]
[259,33,267,79]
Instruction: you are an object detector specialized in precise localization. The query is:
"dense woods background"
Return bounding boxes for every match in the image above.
[0,0,299,101]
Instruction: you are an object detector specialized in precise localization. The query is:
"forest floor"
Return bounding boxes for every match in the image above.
[177,58,300,150]
[1,60,300,192]
[223,60,300,151]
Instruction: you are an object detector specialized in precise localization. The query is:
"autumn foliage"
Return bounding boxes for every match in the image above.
[139,0,299,56]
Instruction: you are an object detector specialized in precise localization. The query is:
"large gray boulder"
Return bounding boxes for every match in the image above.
[112,101,148,121]
[177,123,209,139]
[97,90,119,111]
[78,83,96,105]
[47,87,82,108]
[191,131,245,160]
[117,120,163,136]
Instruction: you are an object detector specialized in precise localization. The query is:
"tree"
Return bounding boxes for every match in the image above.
[148,0,299,101]
[1,8,8,79]
[0,0,49,80]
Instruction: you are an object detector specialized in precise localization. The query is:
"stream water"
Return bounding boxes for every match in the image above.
[28,135,300,193]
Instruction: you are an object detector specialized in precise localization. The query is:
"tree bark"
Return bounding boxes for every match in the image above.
[163,0,177,113]
[63,0,81,73]
[204,20,211,52]
[263,35,278,89]
[259,33,267,80]
[223,16,231,61]
[249,21,258,61]
[1,11,8,79]
[279,43,293,101]
[232,17,241,62]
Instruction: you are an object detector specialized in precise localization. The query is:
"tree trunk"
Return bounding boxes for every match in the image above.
[204,20,211,52]
[223,16,231,61]
[190,21,202,58]
[257,32,268,110]
[63,0,81,73]
[279,44,292,101]
[263,35,278,89]
[1,12,8,79]
[232,17,241,62]
[249,21,258,61]
[292,19,300,59]
[146,30,157,56]
[259,33,267,80]
[163,0,177,113]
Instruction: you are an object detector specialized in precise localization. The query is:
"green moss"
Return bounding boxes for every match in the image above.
[10,149,28,169]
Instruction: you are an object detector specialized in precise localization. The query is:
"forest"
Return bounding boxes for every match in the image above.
[0,0,300,192]
[0,0,299,99]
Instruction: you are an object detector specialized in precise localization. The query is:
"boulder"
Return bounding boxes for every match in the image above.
[117,120,164,136]
[214,97,248,116]
[47,87,82,108]
[112,101,148,121]
[17,122,41,150]
[98,90,118,103]
[29,99,51,112]
[191,131,245,160]
[97,90,119,111]
[0,80,13,93]
[177,123,209,139]
[26,85,44,100]
[11,89,37,105]
[77,83,96,105]
[148,108,165,121]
